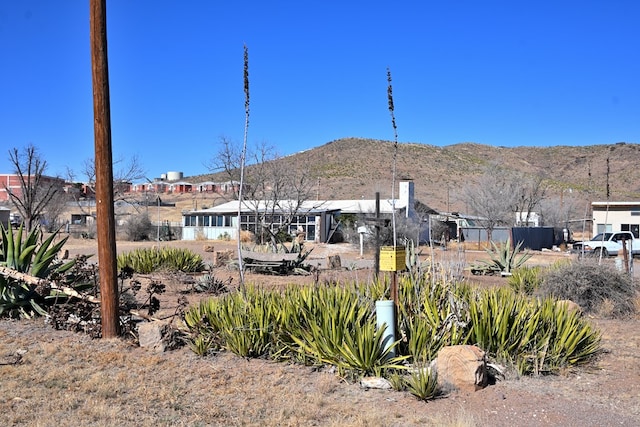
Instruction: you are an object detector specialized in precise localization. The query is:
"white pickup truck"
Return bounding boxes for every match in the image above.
[572,231,640,257]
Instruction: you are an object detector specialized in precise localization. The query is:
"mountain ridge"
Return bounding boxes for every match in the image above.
[188,138,640,212]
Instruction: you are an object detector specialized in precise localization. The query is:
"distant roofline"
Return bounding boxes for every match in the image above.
[592,201,640,207]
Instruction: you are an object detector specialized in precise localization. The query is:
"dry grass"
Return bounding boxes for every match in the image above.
[0,321,441,426]
[3,312,639,426]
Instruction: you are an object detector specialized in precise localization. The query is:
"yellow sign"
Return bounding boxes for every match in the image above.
[380,246,406,272]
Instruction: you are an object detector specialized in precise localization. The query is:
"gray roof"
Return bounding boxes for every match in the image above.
[186,198,405,216]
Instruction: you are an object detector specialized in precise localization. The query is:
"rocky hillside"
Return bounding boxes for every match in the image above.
[189,138,640,212]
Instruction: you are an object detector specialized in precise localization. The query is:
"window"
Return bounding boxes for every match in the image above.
[621,224,640,238]
[596,224,612,234]
[185,215,197,227]
[202,216,210,226]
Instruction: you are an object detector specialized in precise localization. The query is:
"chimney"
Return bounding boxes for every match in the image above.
[399,181,415,218]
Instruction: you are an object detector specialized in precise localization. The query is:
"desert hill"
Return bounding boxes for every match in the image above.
[186,138,640,213]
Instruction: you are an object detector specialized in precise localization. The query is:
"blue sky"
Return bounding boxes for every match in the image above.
[1,1,639,181]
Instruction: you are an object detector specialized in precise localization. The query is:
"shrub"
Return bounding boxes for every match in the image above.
[397,278,470,364]
[536,259,637,318]
[286,285,408,376]
[508,266,543,295]
[123,213,153,241]
[184,273,602,379]
[117,247,204,273]
[468,288,601,374]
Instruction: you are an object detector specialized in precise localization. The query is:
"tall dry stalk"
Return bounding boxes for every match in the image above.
[386,68,398,247]
[237,45,250,287]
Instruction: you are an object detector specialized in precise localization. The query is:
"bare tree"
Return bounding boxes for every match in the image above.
[40,189,70,232]
[208,137,317,246]
[462,165,517,241]
[539,189,580,229]
[512,174,548,226]
[67,155,146,222]
[4,144,62,232]
[82,154,145,201]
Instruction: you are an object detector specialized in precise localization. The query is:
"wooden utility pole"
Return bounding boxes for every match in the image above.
[90,0,119,338]
[374,192,380,279]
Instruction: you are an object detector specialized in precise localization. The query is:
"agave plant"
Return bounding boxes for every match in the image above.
[471,237,532,275]
[0,223,76,318]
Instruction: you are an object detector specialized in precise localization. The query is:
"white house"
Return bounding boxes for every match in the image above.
[591,201,640,238]
[181,181,416,243]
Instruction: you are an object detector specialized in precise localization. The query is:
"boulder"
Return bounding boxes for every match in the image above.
[556,299,582,315]
[360,377,392,390]
[138,322,182,353]
[433,345,488,392]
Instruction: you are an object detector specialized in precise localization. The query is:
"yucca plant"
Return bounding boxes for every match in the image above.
[404,365,439,401]
[398,277,471,363]
[468,287,535,362]
[217,290,277,358]
[517,297,602,374]
[183,299,223,356]
[468,288,602,375]
[190,286,282,358]
[334,322,408,376]
[162,247,205,272]
[284,285,408,376]
[288,286,369,366]
[188,334,215,357]
[117,247,204,273]
[508,265,543,295]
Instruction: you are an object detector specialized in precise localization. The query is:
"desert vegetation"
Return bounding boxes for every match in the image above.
[2,226,640,425]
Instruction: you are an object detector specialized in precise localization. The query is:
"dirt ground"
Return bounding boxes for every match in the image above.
[1,237,639,426]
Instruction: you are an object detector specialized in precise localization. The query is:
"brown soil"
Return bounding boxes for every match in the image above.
[1,238,639,426]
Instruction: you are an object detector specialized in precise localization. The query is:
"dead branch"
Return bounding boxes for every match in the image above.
[0,266,171,323]
[128,310,163,323]
[0,266,101,304]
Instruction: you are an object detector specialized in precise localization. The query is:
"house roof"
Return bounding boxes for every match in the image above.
[592,201,640,207]
[186,197,406,216]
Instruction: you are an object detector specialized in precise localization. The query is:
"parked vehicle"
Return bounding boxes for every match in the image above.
[572,231,640,257]
[9,213,21,227]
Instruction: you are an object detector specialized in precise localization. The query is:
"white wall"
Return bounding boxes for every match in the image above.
[592,204,640,237]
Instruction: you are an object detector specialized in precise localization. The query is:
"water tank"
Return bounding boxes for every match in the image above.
[166,171,183,181]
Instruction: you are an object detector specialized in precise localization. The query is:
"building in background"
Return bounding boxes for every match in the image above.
[181,181,417,243]
[592,201,640,238]
[0,173,65,202]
